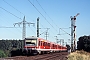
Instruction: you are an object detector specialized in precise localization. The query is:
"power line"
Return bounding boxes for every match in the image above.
[2,0,46,35]
[36,0,54,23]
[3,0,25,16]
[0,7,22,20]
[0,17,22,38]
[0,26,21,28]
[2,0,37,34]
[28,0,58,40]
[2,0,70,40]
[36,0,47,14]
[0,1,36,39]
[28,0,65,42]
[59,28,71,36]
[3,0,54,37]
[28,0,58,32]
[0,11,22,34]
[36,0,71,36]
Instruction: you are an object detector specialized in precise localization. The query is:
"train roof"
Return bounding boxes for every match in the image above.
[25,36,66,47]
[25,36,37,39]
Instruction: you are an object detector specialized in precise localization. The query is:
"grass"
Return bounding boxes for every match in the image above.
[67,50,90,60]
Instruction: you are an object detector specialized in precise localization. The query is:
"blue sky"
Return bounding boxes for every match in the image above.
[0,0,90,45]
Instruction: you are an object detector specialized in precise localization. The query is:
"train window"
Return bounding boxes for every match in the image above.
[45,42,47,46]
[55,45,56,47]
[38,41,43,46]
[53,44,55,48]
[58,46,59,48]
[45,42,46,46]
[26,42,35,46]
[59,46,61,48]
[44,42,45,46]
[38,41,40,46]
[48,43,50,47]
[43,42,45,46]
[52,44,54,47]
[54,44,55,47]
[43,42,47,46]
[25,38,37,46]
[41,41,43,46]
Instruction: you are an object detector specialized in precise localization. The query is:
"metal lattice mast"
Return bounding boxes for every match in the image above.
[14,16,35,40]
[45,28,50,40]
[23,16,26,40]
[70,13,79,52]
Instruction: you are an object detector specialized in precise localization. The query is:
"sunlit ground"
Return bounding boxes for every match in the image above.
[67,50,90,60]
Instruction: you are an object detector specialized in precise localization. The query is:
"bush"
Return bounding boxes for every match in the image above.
[77,35,90,52]
[0,40,24,57]
[0,50,7,58]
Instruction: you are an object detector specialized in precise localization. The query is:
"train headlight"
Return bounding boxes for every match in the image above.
[32,48,35,50]
[35,47,36,49]
[32,47,36,50]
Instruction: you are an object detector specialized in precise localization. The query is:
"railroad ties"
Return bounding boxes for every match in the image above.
[1,52,68,60]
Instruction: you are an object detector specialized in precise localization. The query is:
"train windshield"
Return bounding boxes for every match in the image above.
[25,38,37,46]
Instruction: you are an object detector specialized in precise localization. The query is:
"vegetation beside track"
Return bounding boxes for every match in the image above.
[0,50,7,58]
[67,50,90,60]
[77,35,90,52]
[0,40,24,57]
[68,35,90,60]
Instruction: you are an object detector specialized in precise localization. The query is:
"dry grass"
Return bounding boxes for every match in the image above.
[67,50,90,60]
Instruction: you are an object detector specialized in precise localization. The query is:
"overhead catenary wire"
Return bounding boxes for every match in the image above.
[2,0,36,23]
[36,0,71,36]
[28,0,60,41]
[0,11,22,34]
[2,0,24,16]
[28,0,58,33]
[0,7,22,20]
[1,0,70,41]
[35,0,71,44]
[0,18,22,38]
[0,26,21,28]
[0,6,22,32]
[2,0,46,36]
[27,0,58,38]
[0,1,36,39]
[0,7,23,39]
[2,0,70,35]
[1,0,37,36]
[2,0,56,38]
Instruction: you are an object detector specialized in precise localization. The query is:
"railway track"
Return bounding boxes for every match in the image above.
[0,52,68,60]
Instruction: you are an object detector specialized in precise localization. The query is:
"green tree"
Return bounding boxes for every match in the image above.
[0,50,7,58]
[77,35,90,52]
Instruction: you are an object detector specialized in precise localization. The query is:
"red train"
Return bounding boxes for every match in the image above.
[23,36,67,55]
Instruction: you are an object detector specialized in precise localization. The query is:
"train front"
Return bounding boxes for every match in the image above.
[23,37,38,55]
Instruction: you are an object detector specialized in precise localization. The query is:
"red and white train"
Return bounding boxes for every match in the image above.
[23,36,67,55]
